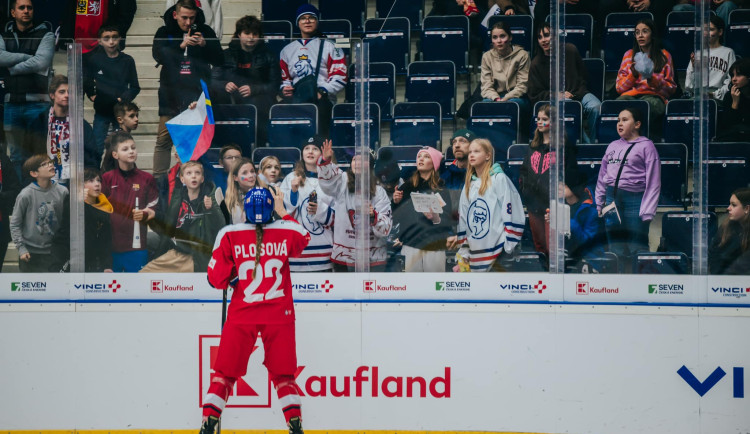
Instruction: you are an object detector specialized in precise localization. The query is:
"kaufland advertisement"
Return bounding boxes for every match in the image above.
[1,300,749,434]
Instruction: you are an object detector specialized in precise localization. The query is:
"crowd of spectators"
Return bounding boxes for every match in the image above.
[1,0,749,275]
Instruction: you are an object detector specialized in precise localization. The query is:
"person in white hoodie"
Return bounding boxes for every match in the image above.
[280,135,334,272]
[684,15,736,103]
[448,138,525,272]
[317,140,392,271]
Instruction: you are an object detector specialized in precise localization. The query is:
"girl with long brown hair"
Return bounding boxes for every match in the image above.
[709,188,750,274]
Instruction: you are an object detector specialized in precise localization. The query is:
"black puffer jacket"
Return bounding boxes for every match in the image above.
[152,4,223,116]
[211,39,280,110]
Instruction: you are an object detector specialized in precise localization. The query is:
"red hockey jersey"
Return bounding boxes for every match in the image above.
[208,216,310,324]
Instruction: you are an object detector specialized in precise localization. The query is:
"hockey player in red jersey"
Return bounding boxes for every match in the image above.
[201,187,310,434]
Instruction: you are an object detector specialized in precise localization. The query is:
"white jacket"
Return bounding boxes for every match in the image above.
[317,158,392,267]
[457,165,525,271]
[280,171,334,272]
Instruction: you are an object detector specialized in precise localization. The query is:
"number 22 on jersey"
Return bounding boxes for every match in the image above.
[237,258,285,303]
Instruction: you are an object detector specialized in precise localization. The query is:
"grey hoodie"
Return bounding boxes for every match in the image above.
[10,181,68,256]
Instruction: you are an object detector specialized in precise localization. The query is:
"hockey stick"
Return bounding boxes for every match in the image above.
[216,286,228,434]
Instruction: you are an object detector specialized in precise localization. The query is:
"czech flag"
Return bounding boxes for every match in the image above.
[166,80,215,164]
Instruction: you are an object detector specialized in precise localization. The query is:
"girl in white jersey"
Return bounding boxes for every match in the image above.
[280,135,334,272]
[449,138,525,271]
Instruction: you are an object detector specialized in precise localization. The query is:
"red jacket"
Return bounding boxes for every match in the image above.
[102,165,159,253]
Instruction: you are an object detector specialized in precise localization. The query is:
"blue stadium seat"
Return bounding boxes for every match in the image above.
[575,144,608,190]
[563,14,594,58]
[376,0,424,31]
[663,99,717,158]
[499,251,548,272]
[664,11,697,71]
[707,142,750,207]
[421,15,471,74]
[655,143,688,207]
[390,102,442,147]
[261,20,293,61]
[252,147,301,174]
[634,252,689,274]
[346,62,396,121]
[377,145,422,180]
[467,101,520,162]
[566,252,620,274]
[332,146,356,168]
[727,9,750,59]
[406,60,456,120]
[319,0,366,34]
[660,211,718,263]
[596,99,650,144]
[330,103,381,149]
[583,57,605,102]
[505,143,529,189]
[268,104,318,148]
[318,19,352,59]
[212,104,257,157]
[486,14,534,53]
[531,100,583,144]
[262,0,308,23]
[602,12,653,72]
[364,17,411,74]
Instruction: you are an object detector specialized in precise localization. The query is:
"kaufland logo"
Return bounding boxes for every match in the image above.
[293,280,334,294]
[648,284,684,295]
[10,281,46,292]
[577,281,619,295]
[363,280,406,292]
[499,280,547,294]
[151,280,194,292]
[711,287,750,298]
[199,336,450,405]
[436,281,470,291]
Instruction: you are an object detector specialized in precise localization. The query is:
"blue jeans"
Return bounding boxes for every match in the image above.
[581,93,601,144]
[603,186,651,273]
[92,113,117,162]
[4,101,51,180]
[112,250,149,273]
[673,2,738,25]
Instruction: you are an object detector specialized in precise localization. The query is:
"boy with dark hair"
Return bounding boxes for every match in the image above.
[9,154,68,272]
[113,101,140,133]
[84,24,140,156]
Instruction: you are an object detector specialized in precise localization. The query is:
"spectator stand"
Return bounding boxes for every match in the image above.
[318,19,353,60]
[406,60,457,122]
[664,11,699,72]
[727,9,750,59]
[531,100,583,145]
[212,104,257,157]
[596,99,650,144]
[252,147,301,174]
[602,12,654,72]
[707,142,750,208]
[467,101,520,164]
[634,252,690,274]
[261,20,293,61]
[663,99,717,160]
[583,57,605,102]
[505,143,529,189]
[420,15,471,93]
[566,252,621,274]
[262,0,309,23]
[659,211,718,272]
[486,15,534,54]
[319,0,366,35]
[390,102,442,148]
[330,103,381,149]
[268,103,318,148]
[377,145,422,180]
[364,17,411,74]
[376,0,425,32]
[560,14,594,58]
[346,62,396,122]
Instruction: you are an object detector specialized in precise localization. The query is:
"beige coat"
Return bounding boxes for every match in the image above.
[480,44,530,101]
